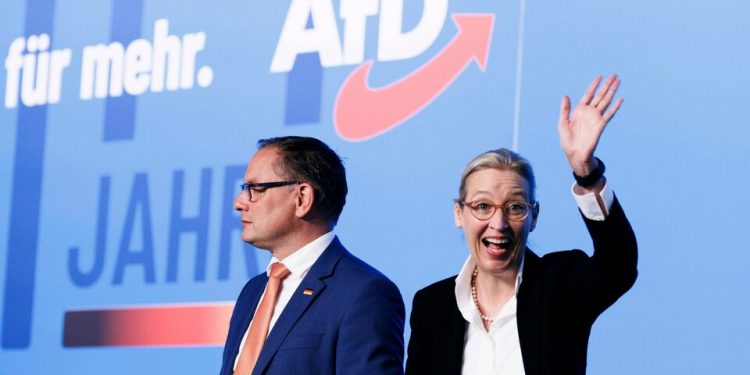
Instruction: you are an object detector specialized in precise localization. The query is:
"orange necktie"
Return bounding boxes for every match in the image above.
[234,262,290,375]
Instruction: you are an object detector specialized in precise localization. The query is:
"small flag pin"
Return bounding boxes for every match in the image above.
[303,289,314,295]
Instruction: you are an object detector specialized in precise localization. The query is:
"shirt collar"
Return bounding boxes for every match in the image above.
[454,253,525,295]
[267,232,335,280]
[454,253,525,328]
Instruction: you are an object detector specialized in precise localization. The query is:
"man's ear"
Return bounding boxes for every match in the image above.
[295,183,315,218]
[529,202,540,232]
[454,203,464,228]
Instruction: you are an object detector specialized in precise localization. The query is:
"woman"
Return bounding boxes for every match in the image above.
[405,75,638,375]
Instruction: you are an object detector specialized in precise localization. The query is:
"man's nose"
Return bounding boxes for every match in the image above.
[234,191,248,211]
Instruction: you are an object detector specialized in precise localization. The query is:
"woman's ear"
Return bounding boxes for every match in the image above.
[454,203,464,228]
[529,202,540,232]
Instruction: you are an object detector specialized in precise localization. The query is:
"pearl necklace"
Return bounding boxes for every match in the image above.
[471,267,494,323]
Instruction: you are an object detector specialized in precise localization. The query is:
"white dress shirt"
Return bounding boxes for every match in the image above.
[234,232,335,369]
[456,256,526,375]
[454,183,614,374]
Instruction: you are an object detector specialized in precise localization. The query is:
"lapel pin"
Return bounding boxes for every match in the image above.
[303,289,314,295]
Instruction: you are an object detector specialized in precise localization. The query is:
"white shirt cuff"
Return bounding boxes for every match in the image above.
[571,181,614,221]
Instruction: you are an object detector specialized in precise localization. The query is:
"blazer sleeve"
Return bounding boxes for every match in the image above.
[579,195,638,318]
[336,276,405,375]
[405,289,427,374]
[405,278,465,375]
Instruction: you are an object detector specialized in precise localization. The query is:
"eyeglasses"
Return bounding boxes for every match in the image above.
[240,181,300,202]
[457,199,535,221]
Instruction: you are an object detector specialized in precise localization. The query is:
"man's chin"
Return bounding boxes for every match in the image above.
[242,235,256,246]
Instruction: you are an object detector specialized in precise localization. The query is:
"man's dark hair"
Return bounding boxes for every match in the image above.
[258,136,347,226]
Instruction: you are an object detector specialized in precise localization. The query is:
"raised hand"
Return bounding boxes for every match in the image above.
[558,74,623,177]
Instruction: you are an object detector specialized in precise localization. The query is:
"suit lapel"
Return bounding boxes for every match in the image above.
[442,280,469,374]
[227,276,267,367]
[252,238,346,374]
[517,248,541,375]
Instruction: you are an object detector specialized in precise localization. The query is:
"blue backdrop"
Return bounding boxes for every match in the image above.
[2,0,749,373]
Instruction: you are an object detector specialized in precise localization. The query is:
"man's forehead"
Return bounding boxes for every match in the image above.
[245,147,282,181]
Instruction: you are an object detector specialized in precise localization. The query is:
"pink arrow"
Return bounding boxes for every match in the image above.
[334,14,495,142]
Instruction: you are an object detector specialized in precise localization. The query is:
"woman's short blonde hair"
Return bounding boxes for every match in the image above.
[457,148,536,203]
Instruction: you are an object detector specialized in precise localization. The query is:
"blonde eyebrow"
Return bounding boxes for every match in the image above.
[470,189,528,198]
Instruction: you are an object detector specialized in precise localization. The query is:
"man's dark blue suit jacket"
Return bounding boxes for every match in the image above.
[220,237,405,375]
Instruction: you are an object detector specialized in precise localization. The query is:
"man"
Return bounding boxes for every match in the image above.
[220,136,405,375]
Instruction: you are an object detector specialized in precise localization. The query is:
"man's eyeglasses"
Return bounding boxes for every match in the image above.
[457,199,535,221]
[240,181,300,202]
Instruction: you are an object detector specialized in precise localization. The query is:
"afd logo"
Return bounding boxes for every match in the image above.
[271,0,494,141]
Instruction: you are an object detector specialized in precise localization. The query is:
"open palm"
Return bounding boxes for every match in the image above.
[558,75,623,176]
